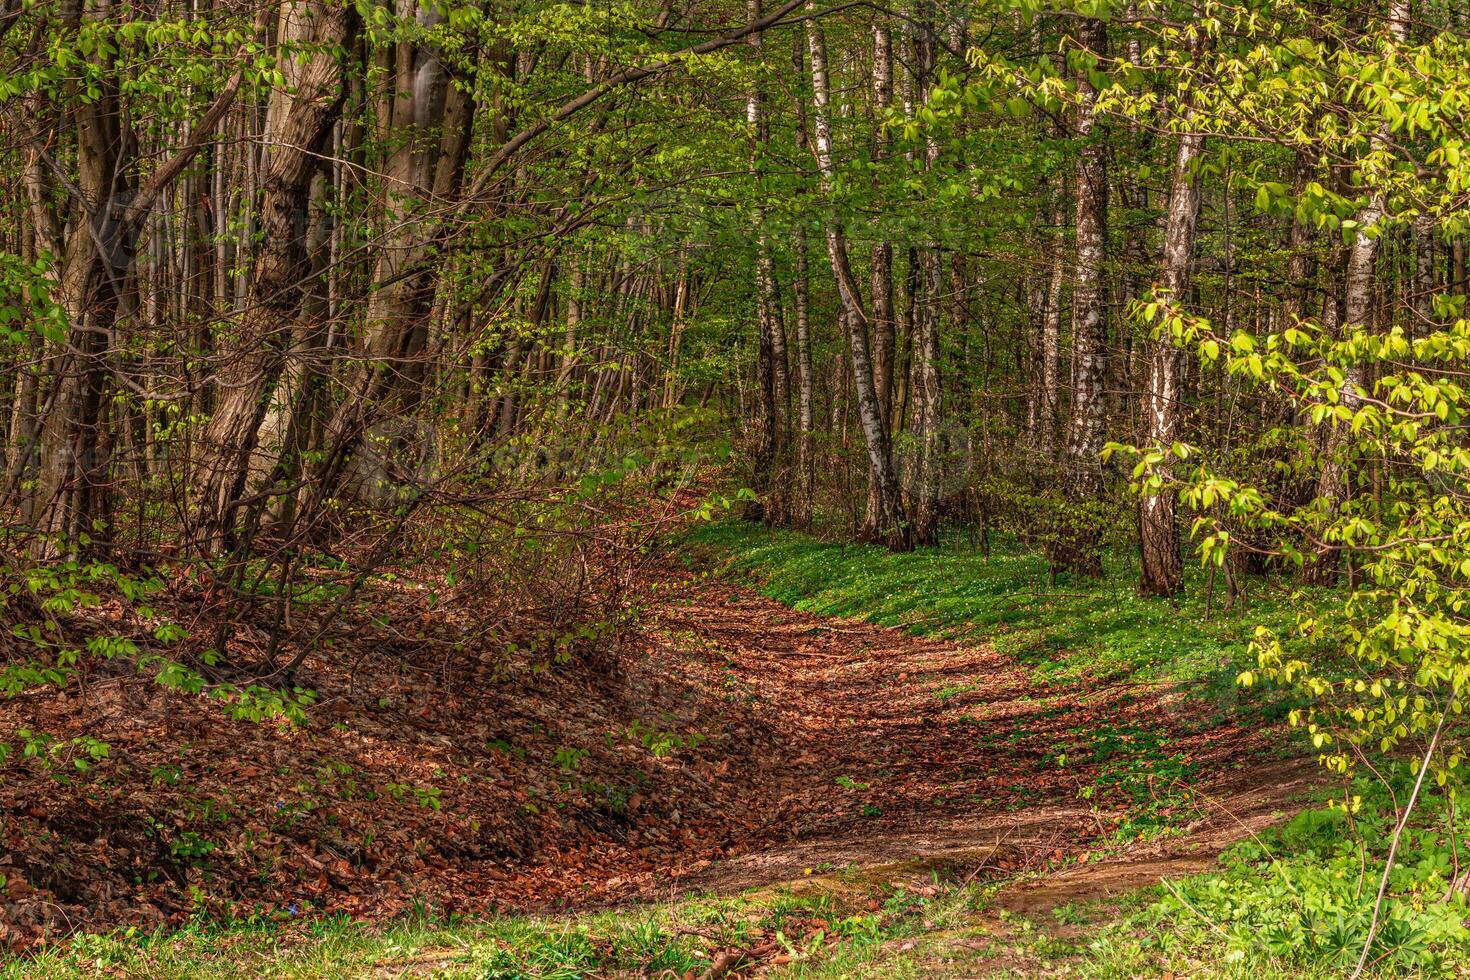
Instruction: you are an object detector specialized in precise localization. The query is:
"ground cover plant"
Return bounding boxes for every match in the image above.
[683,522,1313,686]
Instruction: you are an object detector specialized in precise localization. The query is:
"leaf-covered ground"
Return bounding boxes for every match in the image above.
[2,521,1316,966]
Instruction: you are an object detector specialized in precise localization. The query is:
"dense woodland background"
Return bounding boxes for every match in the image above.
[7,0,1470,970]
[4,0,1468,583]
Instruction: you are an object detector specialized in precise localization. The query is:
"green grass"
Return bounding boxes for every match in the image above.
[1051,777,1470,978]
[682,521,1318,686]
[0,875,987,979]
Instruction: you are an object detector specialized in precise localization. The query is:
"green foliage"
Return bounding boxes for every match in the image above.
[976,475,1128,580]
[1085,778,1470,975]
[1122,303,1470,792]
[383,782,443,812]
[1071,723,1199,841]
[0,253,68,345]
[0,556,317,774]
[625,719,704,759]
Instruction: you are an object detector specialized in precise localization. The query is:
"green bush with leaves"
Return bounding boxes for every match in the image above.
[1131,782,1470,974]
[1117,307,1470,792]
[1,556,316,769]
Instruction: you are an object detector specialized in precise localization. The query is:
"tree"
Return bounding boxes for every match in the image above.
[806,4,911,550]
[1137,102,1206,596]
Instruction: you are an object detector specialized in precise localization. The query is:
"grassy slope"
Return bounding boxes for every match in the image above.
[681,521,1308,686]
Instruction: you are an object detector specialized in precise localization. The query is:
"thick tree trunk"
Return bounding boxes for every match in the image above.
[34,0,132,558]
[190,0,351,554]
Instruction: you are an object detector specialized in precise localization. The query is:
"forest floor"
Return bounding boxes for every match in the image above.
[2,522,1332,976]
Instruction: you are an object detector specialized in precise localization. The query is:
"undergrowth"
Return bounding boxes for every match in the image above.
[1067,775,1470,977]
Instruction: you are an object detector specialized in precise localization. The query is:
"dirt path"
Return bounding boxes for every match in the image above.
[647,576,1316,906]
[1,568,1317,945]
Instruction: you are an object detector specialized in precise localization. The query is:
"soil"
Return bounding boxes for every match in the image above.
[0,565,1316,948]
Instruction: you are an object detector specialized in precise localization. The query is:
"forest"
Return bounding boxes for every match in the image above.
[4,0,1470,975]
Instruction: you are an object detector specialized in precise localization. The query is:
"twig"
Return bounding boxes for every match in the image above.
[698,949,745,980]
[1350,704,1450,980]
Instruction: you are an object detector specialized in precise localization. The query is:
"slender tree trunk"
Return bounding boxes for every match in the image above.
[913,246,943,546]
[1062,17,1109,503]
[911,6,943,546]
[1034,199,1066,458]
[664,258,691,408]
[1049,16,1110,578]
[864,20,897,533]
[1412,212,1436,335]
[807,6,911,550]
[1283,149,1320,326]
[1138,124,1205,597]
[745,0,789,524]
[557,261,584,419]
[1304,0,1408,585]
[792,235,816,527]
[791,34,816,528]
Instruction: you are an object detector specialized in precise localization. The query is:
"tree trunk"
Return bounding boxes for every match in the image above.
[863,21,897,533]
[913,247,943,546]
[1138,125,1205,597]
[1032,198,1065,458]
[1054,16,1109,578]
[190,0,351,554]
[300,7,476,520]
[744,0,789,524]
[911,7,943,547]
[807,6,911,550]
[792,234,816,528]
[1062,17,1109,502]
[34,0,133,559]
[1304,0,1408,585]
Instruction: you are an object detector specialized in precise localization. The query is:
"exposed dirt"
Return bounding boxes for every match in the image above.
[991,756,1315,921]
[1,565,1315,948]
[656,579,1315,900]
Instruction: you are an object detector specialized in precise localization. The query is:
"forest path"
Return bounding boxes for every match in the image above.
[648,573,1316,911]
